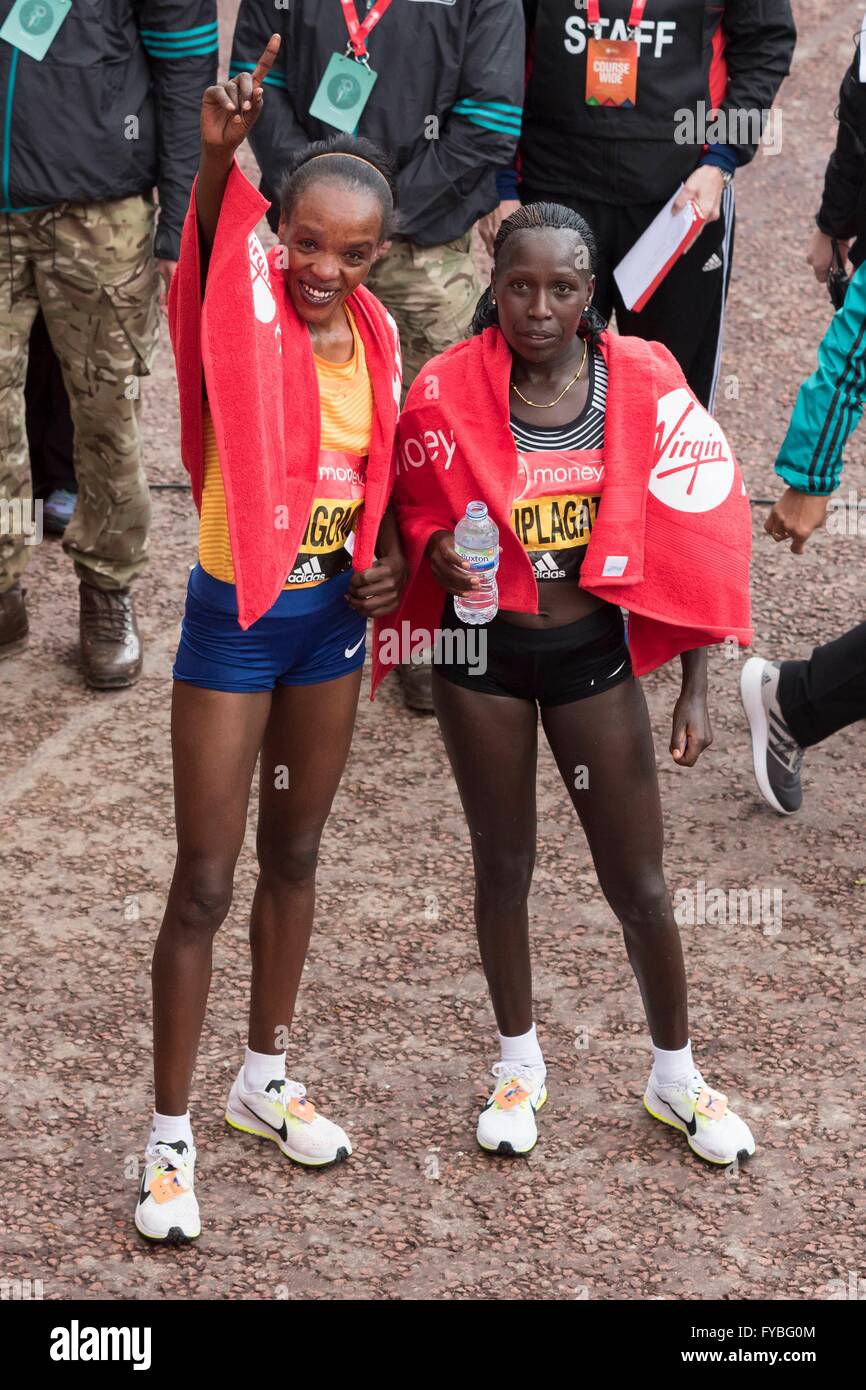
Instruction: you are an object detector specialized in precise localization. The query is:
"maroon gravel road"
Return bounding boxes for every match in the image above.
[0,1,863,1301]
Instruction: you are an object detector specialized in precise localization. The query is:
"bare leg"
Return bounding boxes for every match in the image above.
[541,678,689,1049]
[432,672,539,1036]
[247,670,363,1055]
[151,682,271,1114]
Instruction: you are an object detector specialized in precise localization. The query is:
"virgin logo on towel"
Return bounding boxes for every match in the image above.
[649,388,735,514]
[248,233,276,324]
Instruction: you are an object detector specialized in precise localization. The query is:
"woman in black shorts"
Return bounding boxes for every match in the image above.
[385,203,755,1166]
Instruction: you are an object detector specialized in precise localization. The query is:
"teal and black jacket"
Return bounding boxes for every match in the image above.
[0,0,218,259]
[230,0,524,247]
[776,33,866,497]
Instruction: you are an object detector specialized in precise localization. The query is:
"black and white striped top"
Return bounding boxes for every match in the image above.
[508,345,607,584]
[509,346,607,452]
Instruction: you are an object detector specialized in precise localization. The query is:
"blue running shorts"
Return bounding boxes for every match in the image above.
[173,565,367,693]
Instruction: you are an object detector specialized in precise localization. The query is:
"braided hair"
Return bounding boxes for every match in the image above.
[471,202,607,346]
[278,133,400,241]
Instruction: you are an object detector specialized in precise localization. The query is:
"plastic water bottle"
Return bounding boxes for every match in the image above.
[454,501,499,624]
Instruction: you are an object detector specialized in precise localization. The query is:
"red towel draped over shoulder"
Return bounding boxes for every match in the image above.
[168,159,402,630]
[371,327,751,696]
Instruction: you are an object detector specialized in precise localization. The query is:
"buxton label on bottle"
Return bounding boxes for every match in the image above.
[456,546,498,571]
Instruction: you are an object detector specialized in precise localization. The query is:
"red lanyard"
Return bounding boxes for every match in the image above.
[586,1,647,29]
[340,0,395,60]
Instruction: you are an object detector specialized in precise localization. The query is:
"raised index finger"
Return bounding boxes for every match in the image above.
[251,32,281,85]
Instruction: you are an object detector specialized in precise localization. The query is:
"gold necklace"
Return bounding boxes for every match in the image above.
[510,337,588,409]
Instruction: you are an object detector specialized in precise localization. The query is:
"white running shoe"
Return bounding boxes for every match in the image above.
[740,656,804,814]
[644,1070,755,1166]
[225,1068,352,1168]
[134,1139,200,1243]
[476,1062,548,1156]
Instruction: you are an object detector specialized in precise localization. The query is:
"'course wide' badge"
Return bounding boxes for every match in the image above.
[585,38,638,108]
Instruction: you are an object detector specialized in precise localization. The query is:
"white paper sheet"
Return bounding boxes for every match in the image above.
[613,187,701,312]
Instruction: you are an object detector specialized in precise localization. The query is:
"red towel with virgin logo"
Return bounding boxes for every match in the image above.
[371,327,751,696]
[168,159,402,629]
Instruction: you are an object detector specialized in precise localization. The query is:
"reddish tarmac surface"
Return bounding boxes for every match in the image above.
[1,1,864,1301]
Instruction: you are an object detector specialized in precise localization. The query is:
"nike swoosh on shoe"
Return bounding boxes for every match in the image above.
[663,1099,697,1136]
[242,1097,288,1142]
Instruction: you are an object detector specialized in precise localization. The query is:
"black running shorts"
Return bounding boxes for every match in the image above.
[432,599,633,707]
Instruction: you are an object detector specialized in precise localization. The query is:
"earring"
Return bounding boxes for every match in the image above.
[491,295,497,306]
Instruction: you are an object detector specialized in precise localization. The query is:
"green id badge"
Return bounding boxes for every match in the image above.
[0,0,72,62]
[308,52,378,135]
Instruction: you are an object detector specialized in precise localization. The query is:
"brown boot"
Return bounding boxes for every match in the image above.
[0,583,28,659]
[396,656,434,713]
[79,581,143,689]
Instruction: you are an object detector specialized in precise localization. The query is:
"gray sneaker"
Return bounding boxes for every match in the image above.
[740,657,804,814]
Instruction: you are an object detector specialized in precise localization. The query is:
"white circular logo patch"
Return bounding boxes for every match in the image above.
[514,452,531,502]
[649,387,735,513]
[248,233,276,324]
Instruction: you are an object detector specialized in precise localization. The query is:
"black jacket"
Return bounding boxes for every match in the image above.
[230,0,524,246]
[520,0,796,205]
[817,32,866,268]
[0,0,218,260]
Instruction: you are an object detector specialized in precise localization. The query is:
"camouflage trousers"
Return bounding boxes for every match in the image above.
[365,232,483,401]
[0,196,160,592]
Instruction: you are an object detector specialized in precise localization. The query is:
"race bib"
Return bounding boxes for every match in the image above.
[285,452,367,588]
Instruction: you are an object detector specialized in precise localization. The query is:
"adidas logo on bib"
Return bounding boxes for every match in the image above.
[534,552,566,580]
[287,556,325,585]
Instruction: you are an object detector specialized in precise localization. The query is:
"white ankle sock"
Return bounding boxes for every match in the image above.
[243,1046,286,1094]
[149,1110,193,1150]
[651,1040,694,1088]
[498,1024,545,1071]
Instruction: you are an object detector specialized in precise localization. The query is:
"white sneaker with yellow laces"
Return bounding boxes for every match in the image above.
[134,1139,200,1243]
[225,1069,351,1168]
[644,1069,755,1165]
[476,1061,548,1156]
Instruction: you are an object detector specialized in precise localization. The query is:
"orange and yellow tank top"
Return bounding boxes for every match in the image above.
[198,306,373,589]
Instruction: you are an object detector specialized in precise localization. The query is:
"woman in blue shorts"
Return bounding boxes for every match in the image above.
[134,37,403,1243]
